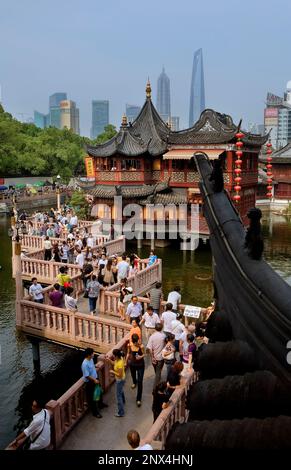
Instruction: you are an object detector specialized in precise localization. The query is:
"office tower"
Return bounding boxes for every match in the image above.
[126,104,141,123]
[34,111,49,129]
[49,92,67,128]
[189,48,205,127]
[156,67,171,123]
[170,116,180,131]
[60,100,80,134]
[91,100,109,139]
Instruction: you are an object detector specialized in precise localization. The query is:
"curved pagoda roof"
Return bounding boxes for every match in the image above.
[87,82,268,158]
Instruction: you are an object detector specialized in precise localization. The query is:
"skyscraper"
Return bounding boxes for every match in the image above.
[49,92,67,128]
[34,111,49,129]
[60,100,80,134]
[189,49,205,127]
[126,104,141,123]
[156,67,171,123]
[91,100,109,139]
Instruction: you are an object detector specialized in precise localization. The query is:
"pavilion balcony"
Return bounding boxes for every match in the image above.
[95,170,161,184]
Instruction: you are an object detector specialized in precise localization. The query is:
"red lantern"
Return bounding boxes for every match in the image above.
[234,168,242,174]
[235,150,243,157]
[267,142,272,147]
[235,132,244,139]
[266,157,272,162]
[236,159,242,165]
[266,164,272,169]
[234,185,241,191]
[266,149,272,155]
[236,141,243,148]
[234,176,242,183]
[233,194,241,201]
[267,185,272,190]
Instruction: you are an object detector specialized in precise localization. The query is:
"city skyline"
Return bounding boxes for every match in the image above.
[1,0,291,136]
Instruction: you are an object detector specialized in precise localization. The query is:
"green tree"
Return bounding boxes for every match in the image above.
[69,190,90,219]
[93,124,117,145]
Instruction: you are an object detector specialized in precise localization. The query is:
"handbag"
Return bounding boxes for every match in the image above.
[93,383,103,401]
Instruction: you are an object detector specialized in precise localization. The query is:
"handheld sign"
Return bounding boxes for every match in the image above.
[183,305,201,319]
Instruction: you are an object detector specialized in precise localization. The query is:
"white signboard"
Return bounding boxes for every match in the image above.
[183,305,201,319]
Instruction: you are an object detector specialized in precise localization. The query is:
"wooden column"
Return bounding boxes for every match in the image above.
[15,241,23,327]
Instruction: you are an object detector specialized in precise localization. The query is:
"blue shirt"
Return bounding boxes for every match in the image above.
[81,358,98,382]
[148,255,157,266]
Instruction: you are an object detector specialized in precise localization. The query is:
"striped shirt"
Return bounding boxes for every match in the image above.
[148,287,162,310]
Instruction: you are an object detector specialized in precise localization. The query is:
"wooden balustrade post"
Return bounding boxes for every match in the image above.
[99,289,105,314]
[46,400,62,449]
[15,241,23,327]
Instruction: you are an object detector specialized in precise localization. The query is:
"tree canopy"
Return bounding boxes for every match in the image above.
[0,105,117,182]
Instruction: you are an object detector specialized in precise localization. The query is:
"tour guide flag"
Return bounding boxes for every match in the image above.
[183,305,201,318]
[85,157,95,177]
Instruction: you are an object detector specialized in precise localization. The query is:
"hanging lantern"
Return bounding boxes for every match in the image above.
[233,131,244,202]
[266,142,273,199]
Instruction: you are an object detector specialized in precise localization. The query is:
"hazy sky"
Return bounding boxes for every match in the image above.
[1,0,291,136]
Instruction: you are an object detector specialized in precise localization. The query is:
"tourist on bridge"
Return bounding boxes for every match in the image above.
[11,398,51,450]
[127,430,153,450]
[102,258,115,286]
[43,236,52,261]
[118,278,128,321]
[123,286,133,312]
[179,323,195,363]
[56,266,71,292]
[127,333,145,407]
[64,286,78,312]
[146,323,166,389]
[170,313,186,354]
[147,282,163,315]
[126,295,142,323]
[162,333,176,377]
[107,349,126,417]
[46,225,55,238]
[151,381,170,422]
[117,254,130,282]
[167,286,181,313]
[60,240,69,263]
[49,283,63,308]
[51,242,61,262]
[111,257,118,284]
[82,348,107,419]
[182,334,196,375]
[86,274,101,314]
[29,278,44,304]
[148,250,158,267]
[161,303,177,336]
[82,258,94,290]
[140,305,160,340]
[129,318,142,345]
[86,233,95,249]
[167,361,183,394]
[75,248,85,268]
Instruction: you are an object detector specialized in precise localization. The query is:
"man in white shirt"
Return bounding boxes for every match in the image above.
[161,303,177,335]
[140,305,160,340]
[11,398,50,450]
[87,233,95,248]
[29,278,44,303]
[171,313,186,354]
[167,286,181,312]
[146,323,165,389]
[117,254,129,281]
[75,249,84,268]
[75,235,83,251]
[127,429,153,451]
[70,214,78,227]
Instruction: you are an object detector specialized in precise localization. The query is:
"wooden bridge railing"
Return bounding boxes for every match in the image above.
[19,300,131,350]
[142,370,196,449]
[21,258,82,282]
